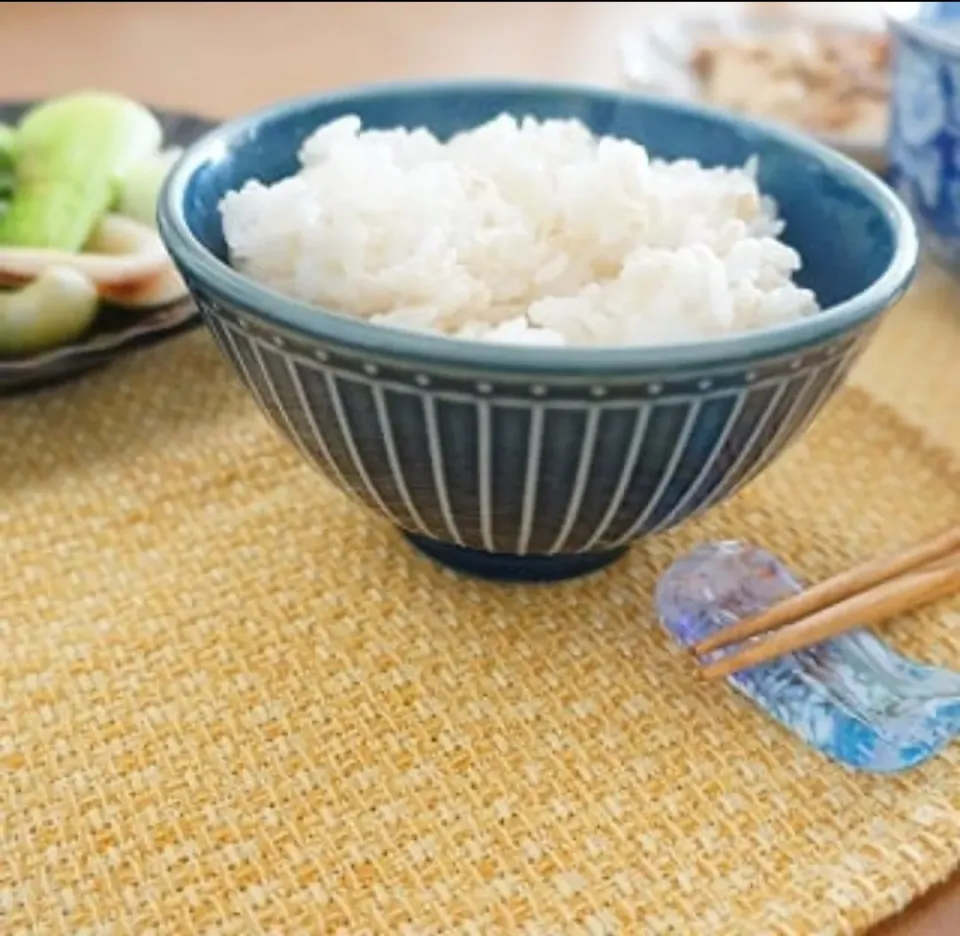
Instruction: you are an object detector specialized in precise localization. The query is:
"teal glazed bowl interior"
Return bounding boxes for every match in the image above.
[158,81,918,583]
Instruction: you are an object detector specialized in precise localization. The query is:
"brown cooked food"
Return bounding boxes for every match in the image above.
[690,27,890,140]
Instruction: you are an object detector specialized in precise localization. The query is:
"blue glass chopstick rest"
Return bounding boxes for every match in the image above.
[656,541,960,773]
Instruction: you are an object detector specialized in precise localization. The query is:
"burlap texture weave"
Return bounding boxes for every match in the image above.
[2,264,959,935]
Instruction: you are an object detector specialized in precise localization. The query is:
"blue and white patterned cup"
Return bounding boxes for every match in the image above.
[888,2,960,271]
[158,82,918,584]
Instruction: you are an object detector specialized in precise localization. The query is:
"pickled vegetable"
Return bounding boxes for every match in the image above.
[116,147,183,228]
[0,266,99,355]
[0,92,163,250]
[0,124,15,203]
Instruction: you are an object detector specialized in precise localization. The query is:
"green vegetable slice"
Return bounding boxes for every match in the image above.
[115,147,183,228]
[0,92,163,250]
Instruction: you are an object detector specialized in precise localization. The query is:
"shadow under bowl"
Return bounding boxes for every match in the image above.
[158,81,918,583]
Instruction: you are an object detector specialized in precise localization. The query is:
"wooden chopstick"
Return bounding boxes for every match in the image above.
[698,551,960,681]
[691,524,960,657]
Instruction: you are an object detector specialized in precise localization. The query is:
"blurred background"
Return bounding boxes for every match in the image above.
[0,2,890,115]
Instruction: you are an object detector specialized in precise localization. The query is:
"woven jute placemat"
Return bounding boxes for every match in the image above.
[2,266,959,935]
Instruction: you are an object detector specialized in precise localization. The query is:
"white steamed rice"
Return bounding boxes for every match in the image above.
[219,113,819,347]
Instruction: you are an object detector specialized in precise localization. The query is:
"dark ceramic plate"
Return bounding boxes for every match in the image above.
[0,100,218,395]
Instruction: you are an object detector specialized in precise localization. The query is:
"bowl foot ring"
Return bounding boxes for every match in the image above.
[402,531,628,583]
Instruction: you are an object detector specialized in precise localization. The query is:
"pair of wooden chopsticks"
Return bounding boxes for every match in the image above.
[693,525,960,681]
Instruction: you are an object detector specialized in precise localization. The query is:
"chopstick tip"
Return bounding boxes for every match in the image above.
[697,660,732,682]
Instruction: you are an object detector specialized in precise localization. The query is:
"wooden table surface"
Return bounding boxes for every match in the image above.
[0,2,954,933]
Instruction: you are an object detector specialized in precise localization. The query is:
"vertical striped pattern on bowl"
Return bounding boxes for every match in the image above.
[195,291,870,558]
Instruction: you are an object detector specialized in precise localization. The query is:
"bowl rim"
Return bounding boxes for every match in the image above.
[158,78,919,377]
